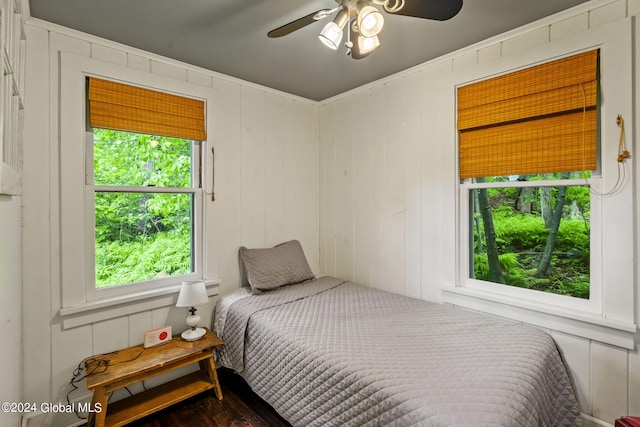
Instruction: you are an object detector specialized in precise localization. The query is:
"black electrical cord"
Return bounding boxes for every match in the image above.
[67,348,147,420]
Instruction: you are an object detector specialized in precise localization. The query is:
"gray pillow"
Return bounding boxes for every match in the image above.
[239,240,314,292]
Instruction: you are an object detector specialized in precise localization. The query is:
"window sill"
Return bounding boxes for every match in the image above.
[59,279,221,329]
[441,285,637,350]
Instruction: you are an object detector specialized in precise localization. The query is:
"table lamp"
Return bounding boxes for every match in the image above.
[176,281,209,341]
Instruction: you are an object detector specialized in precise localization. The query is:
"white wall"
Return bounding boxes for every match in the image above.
[319,0,640,425]
[0,195,22,427]
[21,20,319,427]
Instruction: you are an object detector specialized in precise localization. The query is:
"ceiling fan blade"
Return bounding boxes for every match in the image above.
[268,9,331,38]
[389,0,463,21]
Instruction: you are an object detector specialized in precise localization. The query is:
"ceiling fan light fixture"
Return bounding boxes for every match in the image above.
[357,3,384,37]
[358,34,380,54]
[351,32,380,59]
[318,8,349,50]
[319,22,343,49]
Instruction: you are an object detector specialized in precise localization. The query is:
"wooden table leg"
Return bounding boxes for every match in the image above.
[87,386,109,427]
[199,356,223,400]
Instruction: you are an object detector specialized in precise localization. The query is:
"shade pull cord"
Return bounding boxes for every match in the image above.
[203,146,215,201]
[590,114,629,197]
[616,115,630,163]
[210,147,215,201]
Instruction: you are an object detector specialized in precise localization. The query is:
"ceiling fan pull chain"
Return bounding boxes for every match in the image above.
[345,5,353,55]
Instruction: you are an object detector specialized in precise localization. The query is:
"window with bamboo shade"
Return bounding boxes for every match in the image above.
[86,77,206,292]
[456,50,599,301]
[88,77,206,141]
[457,49,598,179]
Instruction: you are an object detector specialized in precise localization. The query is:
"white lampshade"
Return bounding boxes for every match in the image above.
[318,8,349,50]
[177,281,209,341]
[176,281,209,307]
[354,34,380,57]
[357,4,384,37]
[319,22,343,50]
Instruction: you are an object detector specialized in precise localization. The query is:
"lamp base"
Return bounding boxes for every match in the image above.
[181,327,206,341]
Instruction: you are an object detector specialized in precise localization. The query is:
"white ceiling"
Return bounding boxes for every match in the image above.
[27,0,591,101]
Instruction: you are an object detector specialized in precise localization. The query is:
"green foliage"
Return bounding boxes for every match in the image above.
[95,231,191,288]
[93,129,194,288]
[492,208,548,251]
[473,254,490,280]
[471,184,590,299]
[565,185,590,214]
[473,252,519,281]
[94,129,191,187]
[556,220,590,253]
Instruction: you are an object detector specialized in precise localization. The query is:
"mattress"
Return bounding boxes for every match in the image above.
[214,276,581,426]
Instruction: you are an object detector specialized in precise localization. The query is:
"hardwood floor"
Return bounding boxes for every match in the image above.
[127,368,291,427]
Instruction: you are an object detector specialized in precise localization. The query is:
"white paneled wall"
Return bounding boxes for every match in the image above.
[319,1,639,425]
[22,21,318,427]
[320,60,456,300]
[0,196,22,427]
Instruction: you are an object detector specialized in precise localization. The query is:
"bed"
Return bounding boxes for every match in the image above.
[214,241,581,426]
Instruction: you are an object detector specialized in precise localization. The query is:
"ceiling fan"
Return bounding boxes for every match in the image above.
[267,0,463,59]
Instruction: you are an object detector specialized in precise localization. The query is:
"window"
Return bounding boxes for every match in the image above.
[58,55,223,326]
[467,175,590,299]
[457,50,598,305]
[86,78,206,297]
[91,130,199,289]
[444,22,636,349]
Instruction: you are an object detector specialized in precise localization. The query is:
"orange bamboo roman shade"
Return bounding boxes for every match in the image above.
[457,49,598,179]
[88,78,206,141]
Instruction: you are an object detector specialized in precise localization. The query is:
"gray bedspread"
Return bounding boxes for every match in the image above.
[215,276,581,426]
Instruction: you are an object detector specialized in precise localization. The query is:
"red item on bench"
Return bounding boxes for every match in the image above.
[616,416,640,427]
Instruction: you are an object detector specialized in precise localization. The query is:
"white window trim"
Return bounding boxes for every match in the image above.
[441,285,636,349]
[58,53,219,321]
[443,18,637,349]
[459,177,602,315]
[60,279,221,329]
[85,131,204,301]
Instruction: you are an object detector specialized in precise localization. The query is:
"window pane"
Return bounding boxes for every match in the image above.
[470,185,590,299]
[95,192,193,288]
[93,129,192,187]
